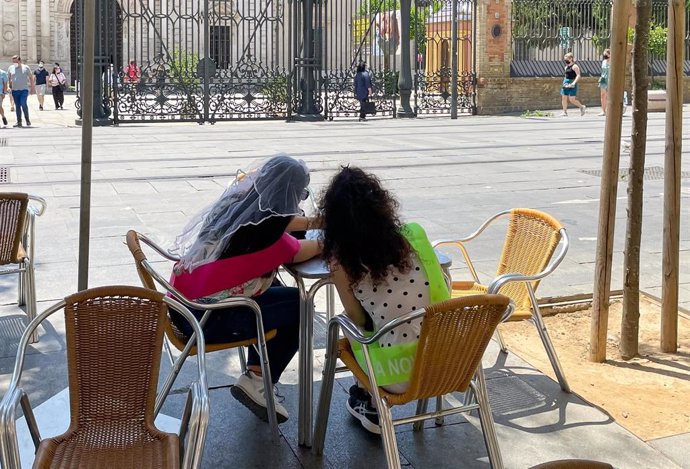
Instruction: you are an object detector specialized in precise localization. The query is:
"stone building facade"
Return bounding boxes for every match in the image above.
[1,0,72,80]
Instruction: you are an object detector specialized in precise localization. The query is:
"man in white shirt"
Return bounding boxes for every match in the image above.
[8,55,35,127]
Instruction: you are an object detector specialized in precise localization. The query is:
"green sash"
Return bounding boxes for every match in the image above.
[351,223,450,386]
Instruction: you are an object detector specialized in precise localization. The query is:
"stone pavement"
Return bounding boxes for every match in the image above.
[0,94,688,468]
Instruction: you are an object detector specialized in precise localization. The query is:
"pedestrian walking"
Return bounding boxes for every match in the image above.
[354,62,372,122]
[559,52,586,117]
[48,64,66,110]
[7,55,35,127]
[597,49,610,116]
[0,67,9,127]
[33,61,49,111]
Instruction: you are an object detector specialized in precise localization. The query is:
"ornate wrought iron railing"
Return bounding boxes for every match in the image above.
[511,0,611,76]
[511,0,690,77]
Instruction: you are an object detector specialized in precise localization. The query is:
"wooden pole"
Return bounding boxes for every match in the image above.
[590,0,631,363]
[621,0,651,360]
[661,0,685,353]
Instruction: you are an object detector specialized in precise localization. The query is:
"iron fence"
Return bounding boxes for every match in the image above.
[511,0,690,77]
[73,0,477,122]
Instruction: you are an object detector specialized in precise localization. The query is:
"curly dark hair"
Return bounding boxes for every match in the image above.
[320,166,411,286]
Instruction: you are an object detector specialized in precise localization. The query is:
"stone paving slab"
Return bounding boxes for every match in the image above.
[1,96,689,467]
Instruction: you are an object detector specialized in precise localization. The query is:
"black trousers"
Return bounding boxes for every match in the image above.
[359,98,368,119]
[173,286,300,384]
[52,86,64,108]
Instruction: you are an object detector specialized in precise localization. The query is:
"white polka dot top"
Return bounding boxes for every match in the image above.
[353,252,428,350]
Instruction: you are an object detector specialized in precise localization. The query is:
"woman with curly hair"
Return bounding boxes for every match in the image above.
[320,166,448,434]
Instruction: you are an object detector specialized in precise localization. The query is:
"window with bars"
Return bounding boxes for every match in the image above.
[210,26,231,69]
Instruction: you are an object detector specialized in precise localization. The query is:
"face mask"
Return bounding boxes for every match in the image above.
[603,55,610,59]
[39,64,44,69]
[564,60,571,64]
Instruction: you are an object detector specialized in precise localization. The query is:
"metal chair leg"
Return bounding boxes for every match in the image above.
[312,322,340,455]
[17,269,25,306]
[238,346,247,373]
[473,365,504,469]
[326,284,335,321]
[413,399,428,431]
[163,337,175,367]
[494,327,508,353]
[26,263,38,344]
[378,399,402,469]
[527,285,571,393]
[434,395,445,426]
[255,338,279,443]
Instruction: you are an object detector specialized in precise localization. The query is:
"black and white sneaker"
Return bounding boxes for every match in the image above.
[346,385,381,434]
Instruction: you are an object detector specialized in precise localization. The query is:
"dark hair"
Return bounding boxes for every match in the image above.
[320,166,411,286]
[356,62,366,73]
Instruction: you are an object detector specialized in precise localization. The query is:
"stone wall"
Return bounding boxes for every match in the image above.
[477,75,690,115]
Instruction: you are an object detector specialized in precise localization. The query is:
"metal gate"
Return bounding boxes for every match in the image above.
[319,0,477,120]
[75,0,476,123]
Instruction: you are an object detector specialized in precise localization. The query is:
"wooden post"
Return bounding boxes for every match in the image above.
[621,0,651,360]
[661,0,685,353]
[590,0,631,363]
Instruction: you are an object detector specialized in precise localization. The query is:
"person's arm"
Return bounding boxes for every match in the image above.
[286,215,319,232]
[291,239,321,263]
[571,64,581,86]
[331,266,368,327]
[29,70,36,94]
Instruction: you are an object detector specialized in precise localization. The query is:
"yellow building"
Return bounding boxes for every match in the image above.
[424,5,473,93]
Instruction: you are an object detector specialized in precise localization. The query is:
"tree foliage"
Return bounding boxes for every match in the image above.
[356,0,445,53]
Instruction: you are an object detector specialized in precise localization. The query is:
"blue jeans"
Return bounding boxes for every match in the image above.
[11,89,29,123]
[172,286,301,384]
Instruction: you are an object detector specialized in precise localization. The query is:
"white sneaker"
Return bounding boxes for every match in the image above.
[558,112,568,117]
[580,105,587,116]
[597,112,606,116]
[231,371,289,423]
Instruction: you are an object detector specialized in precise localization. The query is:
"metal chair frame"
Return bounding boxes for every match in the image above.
[433,209,571,392]
[0,287,210,469]
[313,298,514,469]
[0,194,46,343]
[127,231,281,440]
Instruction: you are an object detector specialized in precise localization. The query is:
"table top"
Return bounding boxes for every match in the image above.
[286,251,452,280]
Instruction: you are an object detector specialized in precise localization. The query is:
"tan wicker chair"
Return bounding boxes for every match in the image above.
[0,286,209,469]
[530,460,614,469]
[126,230,281,440]
[0,192,46,343]
[434,208,571,392]
[313,295,513,469]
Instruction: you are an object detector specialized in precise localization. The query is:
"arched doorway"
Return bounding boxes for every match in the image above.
[69,0,123,85]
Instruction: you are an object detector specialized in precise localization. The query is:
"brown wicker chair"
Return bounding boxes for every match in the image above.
[0,286,209,469]
[126,230,281,440]
[0,192,46,343]
[434,208,571,392]
[530,460,614,469]
[313,294,513,469]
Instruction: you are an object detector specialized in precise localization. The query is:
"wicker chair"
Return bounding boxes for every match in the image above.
[313,295,514,469]
[126,230,281,440]
[0,286,209,469]
[434,208,571,392]
[0,192,46,343]
[530,460,614,469]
